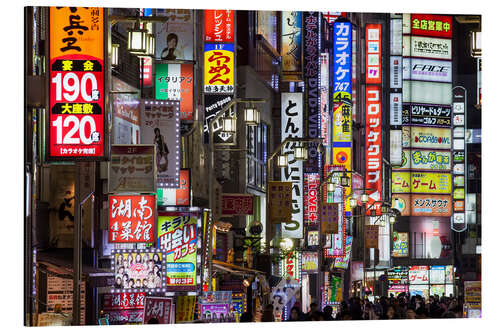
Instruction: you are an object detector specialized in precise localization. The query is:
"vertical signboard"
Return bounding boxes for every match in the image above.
[143,297,174,324]
[140,99,181,188]
[281,93,304,238]
[109,145,156,193]
[111,249,165,291]
[155,9,194,61]
[268,181,293,223]
[451,86,467,232]
[332,21,352,215]
[365,24,382,84]
[204,10,234,42]
[365,86,382,215]
[158,213,198,290]
[155,63,194,121]
[410,14,452,38]
[157,168,191,206]
[203,43,235,94]
[303,12,321,173]
[281,11,302,74]
[49,7,105,159]
[304,173,320,225]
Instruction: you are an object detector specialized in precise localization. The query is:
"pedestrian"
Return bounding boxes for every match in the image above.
[380,305,398,319]
[310,311,324,321]
[305,302,318,320]
[288,306,301,321]
[405,307,417,319]
[322,306,334,321]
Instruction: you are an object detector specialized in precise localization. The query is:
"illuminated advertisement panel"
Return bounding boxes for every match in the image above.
[409,126,452,150]
[365,24,382,84]
[392,232,409,257]
[204,43,235,94]
[204,10,234,42]
[395,149,451,171]
[281,93,304,238]
[392,172,452,194]
[403,81,452,105]
[304,173,320,225]
[410,14,452,38]
[365,85,382,215]
[111,249,165,291]
[155,63,194,120]
[405,35,452,60]
[281,11,302,73]
[49,7,105,159]
[403,58,452,83]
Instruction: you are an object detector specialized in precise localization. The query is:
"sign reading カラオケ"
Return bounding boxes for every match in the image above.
[49,7,105,159]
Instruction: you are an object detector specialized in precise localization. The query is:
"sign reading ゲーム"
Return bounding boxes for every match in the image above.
[49,7,105,159]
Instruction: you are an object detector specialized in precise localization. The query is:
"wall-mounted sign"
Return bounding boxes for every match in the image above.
[204,43,235,94]
[321,203,339,234]
[403,81,452,105]
[365,85,382,215]
[403,58,452,83]
[109,145,156,193]
[392,172,452,194]
[109,195,155,243]
[157,169,191,206]
[281,93,304,238]
[390,56,403,89]
[112,78,140,145]
[221,194,254,216]
[49,7,105,159]
[395,149,451,171]
[158,213,198,288]
[140,99,180,188]
[365,225,379,249]
[410,14,452,39]
[301,252,319,272]
[390,93,403,125]
[155,9,194,61]
[408,126,452,150]
[155,63,194,121]
[281,11,302,73]
[268,181,293,223]
[392,232,409,257]
[203,94,235,145]
[143,297,174,324]
[390,130,403,166]
[304,173,320,225]
[204,10,234,42]
[334,236,353,269]
[404,35,452,59]
[365,24,382,84]
[280,251,301,283]
[407,104,452,127]
[112,250,165,290]
[390,19,403,55]
[411,194,452,216]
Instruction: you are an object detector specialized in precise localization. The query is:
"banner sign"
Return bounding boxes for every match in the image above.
[281,93,304,238]
[321,203,339,234]
[103,292,146,311]
[155,63,194,120]
[269,181,293,223]
[334,235,353,269]
[112,250,165,290]
[109,195,155,243]
[404,103,452,127]
[203,94,235,145]
[396,149,451,171]
[304,173,320,225]
[281,11,302,73]
[366,24,382,84]
[157,169,190,206]
[143,297,174,324]
[392,172,452,194]
[109,145,156,193]
[365,225,379,249]
[410,14,452,38]
[140,99,180,188]
[221,194,254,216]
[403,58,452,83]
[155,9,194,61]
[365,85,382,215]
[204,10,234,42]
[301,252,318,272]
[157,213,198,288]
[408,126,452,150]
[49,7,105,159]
[303,11,321,173]
[405,36,452,60]
[204,43,235,94]
[392,232,409,257]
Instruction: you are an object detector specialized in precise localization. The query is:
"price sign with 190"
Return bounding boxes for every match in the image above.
[49,55,104,158]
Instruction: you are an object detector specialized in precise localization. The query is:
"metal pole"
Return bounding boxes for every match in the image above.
[73,163,82,325]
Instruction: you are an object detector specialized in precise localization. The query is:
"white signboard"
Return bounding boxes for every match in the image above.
[406,36,452,60]
[403,58,452,82]
[281,93,304,238]
[390,56,403,88]
[403,81,452,105]
[410,126,452,150]
[390,93,403,125]
[390,130,403,166]
[390,19,403,55]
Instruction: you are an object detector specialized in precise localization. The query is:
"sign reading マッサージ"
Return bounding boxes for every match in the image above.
[49,7,105,159]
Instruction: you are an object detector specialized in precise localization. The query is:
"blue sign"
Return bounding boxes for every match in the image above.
[333,22,352,97]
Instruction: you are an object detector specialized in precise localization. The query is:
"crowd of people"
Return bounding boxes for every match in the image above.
[238,293,463,322]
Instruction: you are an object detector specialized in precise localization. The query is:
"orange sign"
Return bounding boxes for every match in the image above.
[50,7,103,60]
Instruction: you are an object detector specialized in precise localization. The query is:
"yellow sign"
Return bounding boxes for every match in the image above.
[392,172,452,194]
[204,43,235,94]
[332,147,352,213]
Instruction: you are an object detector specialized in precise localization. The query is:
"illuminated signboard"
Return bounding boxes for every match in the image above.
[111,249,165,291]
[324,184,346,257]
[392,172,452,194]
[204,43,235,94]
[403,58,452,83]
[204,10,234,42]
[304,173,320,225]
[410,14,452,38]
[365,85,382,215]
[281,93,304,238]
[393,193,452,216]
[403,81,452,105]
[404,35,452,59]
[403,104,452,127]
[281,11,302,73]
[280,251,301,284]
[408,126,452,150]
[155,9,194,61]
[395,149,451,171]
[365,24,382,84]
[49,7,105,159]
[392,232,409,257]
[109,145,156,193]
[155,63,194,121]
[157,169,191,206]
[158,213,198,289]
[140,100,181,188]
[301,252,319,272]
[108,195,155,243]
